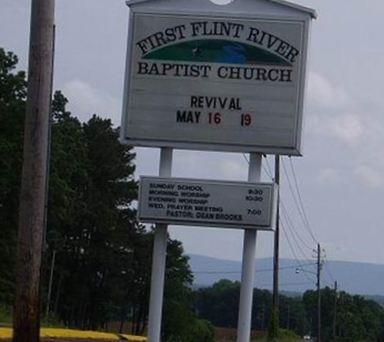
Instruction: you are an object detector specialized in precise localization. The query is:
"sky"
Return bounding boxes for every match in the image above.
[2,0,384,273]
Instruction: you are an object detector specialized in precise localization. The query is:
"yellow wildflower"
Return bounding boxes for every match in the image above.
[0,327,147,341]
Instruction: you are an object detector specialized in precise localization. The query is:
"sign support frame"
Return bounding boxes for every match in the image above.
[236,153,262,342]
[147,147,173,342]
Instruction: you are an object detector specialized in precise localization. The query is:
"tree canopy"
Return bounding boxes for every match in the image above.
[0,47,213,341]
[0,48,26,304]
[195,279,384,341]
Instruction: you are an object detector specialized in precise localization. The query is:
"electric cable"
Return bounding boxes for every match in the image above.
[280,212,315,265]
[281,221,316,285]
[280,201,314,251]
[241,154,320,288]
[286,157,318,244]
[194,262,317,274]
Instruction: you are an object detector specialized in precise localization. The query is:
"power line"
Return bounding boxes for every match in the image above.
[194,262,317,274]
[264,155,274,179]
[289,157,314,234]
[281,221,316,285]
[323,255,335,284]
[280,202,313,252]
[257,155,315,253]
[287,158,337,289]
[288,157,319,243]
[257,281,314,288]
[282,158,318,244]
[280,212,314,265]
[241,154,320,288]
[267,157,315,256]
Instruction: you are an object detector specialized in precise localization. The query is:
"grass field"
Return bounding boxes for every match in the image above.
[214,327,304,341]
[0,327,146,341]
[0,325,304,341]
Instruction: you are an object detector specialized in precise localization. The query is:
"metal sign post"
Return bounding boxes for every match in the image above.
[147,147,173,342]
[237,153,262,342]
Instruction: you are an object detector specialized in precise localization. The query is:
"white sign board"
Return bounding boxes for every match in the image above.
[121,0,315,155]
[138,177,277,229]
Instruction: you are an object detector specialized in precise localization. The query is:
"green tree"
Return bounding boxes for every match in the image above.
[195,280,310,339]
[45,100,139,328]
[303,287,384,341]
[162,238,214,342]
[0,48,26,304]
[0,49,216,341]
[195,279,240,328]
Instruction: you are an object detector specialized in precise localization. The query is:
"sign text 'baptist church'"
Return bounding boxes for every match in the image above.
[136,20,298,83]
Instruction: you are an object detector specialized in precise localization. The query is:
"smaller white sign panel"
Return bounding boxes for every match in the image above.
[138,177,277,230]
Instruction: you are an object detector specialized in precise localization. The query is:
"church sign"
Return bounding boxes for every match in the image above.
[121,0,314,155]
[121,1,316,341]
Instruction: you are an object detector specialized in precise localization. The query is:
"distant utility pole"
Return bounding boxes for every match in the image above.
[13,0,55,341]
[316,243,322,342]
[333,280,338,339]
[270,155,280,338]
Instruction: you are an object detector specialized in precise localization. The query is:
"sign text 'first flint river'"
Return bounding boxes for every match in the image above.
[138,177,277,230]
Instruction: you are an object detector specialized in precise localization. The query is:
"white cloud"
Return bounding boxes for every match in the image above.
[317,168,340,183]
[305,71,367,145]
[329,114,364,145]
[217,159,245,179]
[307,71,350,109]
[172,151,249,181]
[307,111,365,146]
[62,79,120,124]
[3,0,27,12]
[354,165,384,188]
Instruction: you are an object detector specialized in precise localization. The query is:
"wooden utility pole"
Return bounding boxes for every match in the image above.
[13,1,55,341]
[270,155,280,338]
[316,243,321,342]
[332,281,338,339]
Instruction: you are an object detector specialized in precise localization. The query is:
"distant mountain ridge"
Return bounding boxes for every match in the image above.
[188,254,384,296]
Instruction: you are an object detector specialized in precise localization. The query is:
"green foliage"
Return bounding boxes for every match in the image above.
[195,279,306,336]
[278,295,309,336]
[187,319,215,342]
[0,48,202,340]
[195,279,241,328]
[277,328,300,339]
[162,239,214,341]
[44,92,141,330]
[303,287,384,341]
[0,48,26,305]
[267,308,279,341]
[195,281,384,341]
[41,313,64,328]
[0,304,12,323]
